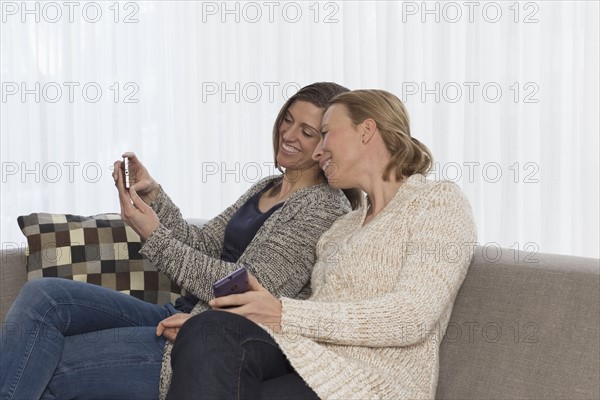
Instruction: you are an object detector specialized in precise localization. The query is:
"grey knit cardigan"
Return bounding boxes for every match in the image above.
[139,175,353,398]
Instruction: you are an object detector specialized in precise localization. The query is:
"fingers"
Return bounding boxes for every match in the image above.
[122,152,142,175]
[157,324,179,342]
[156,314,191,338]
[209,292,248,309]
[161,313,191,328]
[115,162,136,215]
[121,152,152,193]
[113,160,123,184]
[128,187,151,213]
[213,305,249,316]
[247,273,263,291]
[156,321,166,336]
[208,276,265,310]
[163,328,178,342]
[113,160,134,223]
[122,151,137,160]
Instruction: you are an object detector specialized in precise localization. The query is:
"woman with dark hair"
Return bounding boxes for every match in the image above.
[0,82,361,400]
[166,89,477,399]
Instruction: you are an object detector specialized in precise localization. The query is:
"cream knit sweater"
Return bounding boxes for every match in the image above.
[273,174,477,399]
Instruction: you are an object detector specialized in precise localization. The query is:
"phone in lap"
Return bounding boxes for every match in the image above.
[213,266,250,298]
[123,157,130,189]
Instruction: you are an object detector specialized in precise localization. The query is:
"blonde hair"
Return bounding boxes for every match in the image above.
[329,89,433,181]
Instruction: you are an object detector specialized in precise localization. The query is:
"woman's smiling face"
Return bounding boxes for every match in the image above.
[276,100,324,173]
[312,104,363,189]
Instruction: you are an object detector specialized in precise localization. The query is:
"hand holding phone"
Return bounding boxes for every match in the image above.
[213,266,250,298]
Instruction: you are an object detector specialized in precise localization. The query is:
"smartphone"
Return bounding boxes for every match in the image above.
[123,157,130,189]
[213,266,250,298]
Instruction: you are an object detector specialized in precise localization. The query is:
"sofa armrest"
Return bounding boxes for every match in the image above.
[1,246,28,324]
[437,248,600,399]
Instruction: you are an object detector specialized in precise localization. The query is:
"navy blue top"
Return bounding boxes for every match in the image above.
[174,181,283,312]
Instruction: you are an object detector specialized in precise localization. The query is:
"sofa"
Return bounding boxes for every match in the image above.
[1,216,599,399]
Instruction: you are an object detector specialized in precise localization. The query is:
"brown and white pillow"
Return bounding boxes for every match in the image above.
[17,213,181,305]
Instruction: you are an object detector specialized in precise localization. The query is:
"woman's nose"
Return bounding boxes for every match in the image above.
[281,124,300,142]
[312,139,323,161]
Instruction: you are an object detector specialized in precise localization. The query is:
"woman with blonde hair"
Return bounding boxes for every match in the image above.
[166,89,477,399]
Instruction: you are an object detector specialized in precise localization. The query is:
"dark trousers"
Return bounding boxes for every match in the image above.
[167,310,319,400]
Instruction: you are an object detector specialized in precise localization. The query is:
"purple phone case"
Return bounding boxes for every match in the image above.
[212,266,250,297]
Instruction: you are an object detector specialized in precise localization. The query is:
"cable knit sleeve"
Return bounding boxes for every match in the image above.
[279,181,477,347]
[140,188,350,302]
[149,186,225,257]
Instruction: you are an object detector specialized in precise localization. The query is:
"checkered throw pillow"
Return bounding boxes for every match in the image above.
[17,213,182,305]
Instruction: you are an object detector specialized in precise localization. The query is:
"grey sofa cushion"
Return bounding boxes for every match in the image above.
[437,247,600,399]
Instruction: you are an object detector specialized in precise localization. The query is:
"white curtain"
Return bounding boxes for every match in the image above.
[1,1,598,259]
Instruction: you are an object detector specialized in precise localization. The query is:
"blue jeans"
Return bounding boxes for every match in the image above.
[167,310,319,400]
[0,278,177,400]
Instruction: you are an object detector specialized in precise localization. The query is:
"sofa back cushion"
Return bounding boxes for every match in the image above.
[436,247,600,399]
[18,213,182,305]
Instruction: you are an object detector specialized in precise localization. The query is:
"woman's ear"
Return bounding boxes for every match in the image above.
[361,118,377,145]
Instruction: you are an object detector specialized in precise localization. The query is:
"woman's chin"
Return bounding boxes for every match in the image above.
[278,160,319,173]
[276,157,296,171]
[324,174,343,188]
[276,153,303,167]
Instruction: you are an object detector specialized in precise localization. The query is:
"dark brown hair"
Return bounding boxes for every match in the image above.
[272,82,362,210]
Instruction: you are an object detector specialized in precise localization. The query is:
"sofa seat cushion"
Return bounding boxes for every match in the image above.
[17,213,182,305]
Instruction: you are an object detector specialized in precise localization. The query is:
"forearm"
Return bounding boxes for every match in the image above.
[150,186,196,239]
[149,186,224,255]
[141,202,344,303]
[140,225,314,303]
[280,285,459,347]
[140,224,236,301]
